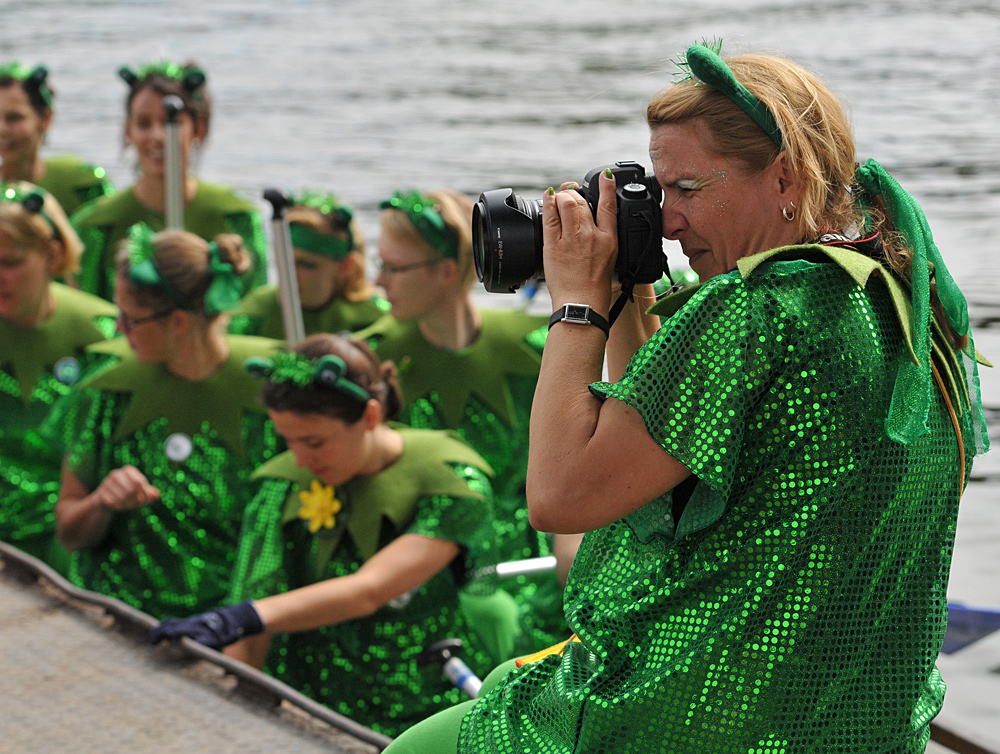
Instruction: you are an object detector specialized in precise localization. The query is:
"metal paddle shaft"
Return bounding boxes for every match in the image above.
[263,188,305,345]
[162,95,185,230]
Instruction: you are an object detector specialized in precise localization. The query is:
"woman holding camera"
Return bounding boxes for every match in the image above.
[71,61,266,302]
[358,188,569,660]
[387,43,988,754]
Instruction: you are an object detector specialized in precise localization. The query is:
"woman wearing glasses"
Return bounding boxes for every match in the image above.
[0,182,116,574]
[55,224,283,618]
[358,189,569,660]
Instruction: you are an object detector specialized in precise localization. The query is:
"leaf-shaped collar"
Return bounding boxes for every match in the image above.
[83,335,283,456]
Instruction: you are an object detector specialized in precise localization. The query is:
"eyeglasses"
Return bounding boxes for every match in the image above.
[116,308,174,333]
[374,258,442,276]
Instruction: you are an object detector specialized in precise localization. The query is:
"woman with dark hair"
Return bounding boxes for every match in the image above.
[149,333,501,737]
[0,63,113,215]
[70,61,266,301]
[55,224,282,617]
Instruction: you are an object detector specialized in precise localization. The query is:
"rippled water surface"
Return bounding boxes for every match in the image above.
[3,0,999,743]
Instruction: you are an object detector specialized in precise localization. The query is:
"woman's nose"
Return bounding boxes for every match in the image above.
[661,200,688,241]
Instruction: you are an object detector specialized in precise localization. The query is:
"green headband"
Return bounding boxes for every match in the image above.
[118,61,206,98]
[379,191,459,259]
[1,183,62,241]
[676,41,784,150]
[0,63,53,109]
[126,223,242,315]
[244,353,371,404]
[287,191,356,260]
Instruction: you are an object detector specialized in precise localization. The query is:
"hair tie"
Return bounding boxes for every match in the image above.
[126,223,192,309]
[202,242,242,314]
[244,353,371,404]
[379,191,459,259]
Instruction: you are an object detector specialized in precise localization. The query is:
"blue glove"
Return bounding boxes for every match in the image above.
[148,601,265,649]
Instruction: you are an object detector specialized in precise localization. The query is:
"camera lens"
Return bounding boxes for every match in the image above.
[472,189,544,293]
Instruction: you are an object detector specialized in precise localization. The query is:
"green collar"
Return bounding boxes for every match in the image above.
[83,335,283,456]
[358,309,546,428]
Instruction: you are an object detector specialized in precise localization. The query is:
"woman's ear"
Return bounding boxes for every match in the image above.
[363,397,383,430]
[773,151,798,205]
[44,240,65,278]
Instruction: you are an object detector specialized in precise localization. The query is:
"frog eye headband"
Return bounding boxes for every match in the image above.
[118,61,207,99]
[244,353,371,404]
[1,184,62,241]
[287,191,356,260]
[0,64,53,110]
[675,40,784,150]
[126,223,242,315]
[379,191,459,259]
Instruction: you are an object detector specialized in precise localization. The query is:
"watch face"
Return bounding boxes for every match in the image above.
[565,304,590,321]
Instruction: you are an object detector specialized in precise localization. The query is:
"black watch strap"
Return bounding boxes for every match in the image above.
[548,303,610,338]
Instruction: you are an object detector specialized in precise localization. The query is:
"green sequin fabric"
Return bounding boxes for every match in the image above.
[228,283,389,338]
[460,252,976,753]
[358,309,567,652]
[69,182,267,302]
[61,336,284,617]
[228,429,499,737]
[0,284,117,572]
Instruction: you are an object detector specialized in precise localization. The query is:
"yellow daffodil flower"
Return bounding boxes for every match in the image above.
[297,480,342,533]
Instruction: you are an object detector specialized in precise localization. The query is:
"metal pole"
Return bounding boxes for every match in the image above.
[162,95,185,231]
[263,188,305,345]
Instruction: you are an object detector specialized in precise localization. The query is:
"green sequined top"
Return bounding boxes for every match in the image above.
[228,283,389,339]
[0,283,117,570]
[36,155,114,215]
[459,248,976,754]
[62,335,285,618]
[69,182,267,302]
[357,309,566,651]
[228,427,498,737]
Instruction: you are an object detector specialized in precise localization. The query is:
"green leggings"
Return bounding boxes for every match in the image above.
[382,659,518,754]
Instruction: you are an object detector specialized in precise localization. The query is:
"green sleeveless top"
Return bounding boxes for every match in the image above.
[229,427,497,737]
[0,283,117,570]
[63,335,285,618]
[460,246,979,754]
[228,283,389,339]
[70,182,267,301]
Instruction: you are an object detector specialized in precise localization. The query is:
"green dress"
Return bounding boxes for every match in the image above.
[357,309,566,653]
[70,182,267,302]
[36,155,114,215]
[228,427,498,737]
[460,247,980,754]
[0,283,117,573]
[228,284,389,338]
[63,335,285,618]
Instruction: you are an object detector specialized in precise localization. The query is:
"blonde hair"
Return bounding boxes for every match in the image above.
[0,182,82,278]
[380,189,477,290]
[115,229,251,316]
[287,204,374,302]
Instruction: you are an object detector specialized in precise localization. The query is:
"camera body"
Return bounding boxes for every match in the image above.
[473,160,664,294]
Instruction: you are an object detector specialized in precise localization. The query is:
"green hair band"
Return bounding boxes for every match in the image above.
[126,223,242,315]
[290,223,355,260]
[677,41,784,150]
[1,183,62,241]
[379,191,459,259]
[244,353,371,404]
[0,63,53,109]
[118,61,206,97]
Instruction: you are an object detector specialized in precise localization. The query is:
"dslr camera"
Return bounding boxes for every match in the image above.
[473,160,664,294]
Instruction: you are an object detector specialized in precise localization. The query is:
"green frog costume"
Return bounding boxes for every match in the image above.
[70,182,267,301]
[228,284,388,339]
[228,426,499,737]
[358,309,567,653]
[62,335,285,617]
[37,155,114,216]
[0,283,116,573]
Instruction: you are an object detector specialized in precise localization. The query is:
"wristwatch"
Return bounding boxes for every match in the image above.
[548,303,610,338]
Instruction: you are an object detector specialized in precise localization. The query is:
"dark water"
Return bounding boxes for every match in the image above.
[3,0,999,742]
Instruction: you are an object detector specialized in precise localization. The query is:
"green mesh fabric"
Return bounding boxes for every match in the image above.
[459,254,973,753]
[70,182,267,301]
[0,284,117,572]
[37,154,114,215]
[61,339,284,618]
[227,283,388,338]
[359,310,567,653]
[228,434,499,738]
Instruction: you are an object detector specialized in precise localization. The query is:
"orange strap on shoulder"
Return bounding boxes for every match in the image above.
[515,635,581,668]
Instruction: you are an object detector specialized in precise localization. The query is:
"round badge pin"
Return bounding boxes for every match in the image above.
[164,433,193,462]
[53,357,81,385]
